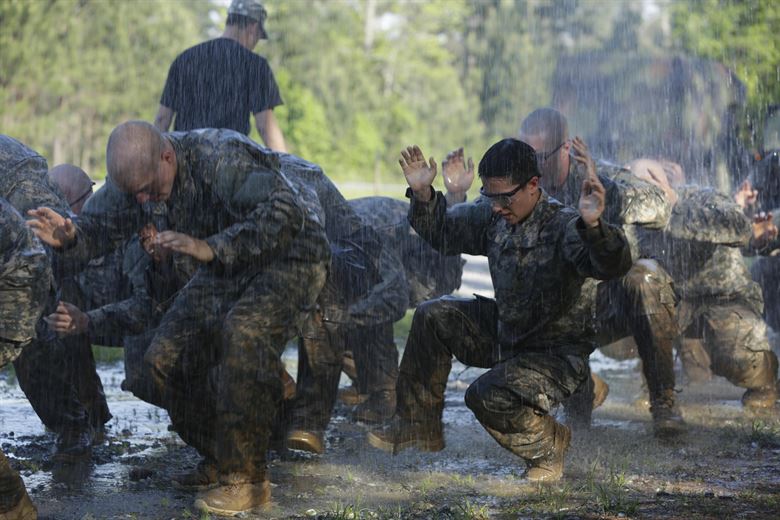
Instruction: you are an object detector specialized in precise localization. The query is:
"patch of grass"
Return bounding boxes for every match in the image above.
[593,466,638,516]
[745,419,780,448]
[393,309,414,345]
[92,344,124,363]
[453,499,489,519]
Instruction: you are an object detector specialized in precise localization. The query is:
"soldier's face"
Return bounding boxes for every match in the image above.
[131,152,176,204]
[481,176,540,226]
[522,134,570,192]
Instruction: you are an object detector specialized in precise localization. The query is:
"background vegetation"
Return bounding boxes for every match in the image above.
[1,0,777,189]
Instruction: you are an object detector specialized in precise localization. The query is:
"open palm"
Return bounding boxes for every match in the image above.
[399,145,437,193]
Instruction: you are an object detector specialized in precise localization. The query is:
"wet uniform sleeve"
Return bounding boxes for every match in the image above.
[668,190,752,247]
[204,169,305,267]
[250,57,283,113]
[562,217,632,280]
[85,241,157,344]
[346,245,410,326]
[408,188,491,256]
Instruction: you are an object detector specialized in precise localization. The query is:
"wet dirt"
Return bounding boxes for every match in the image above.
[2,347,779,520]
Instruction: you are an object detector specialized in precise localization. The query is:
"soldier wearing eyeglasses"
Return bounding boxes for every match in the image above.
[519,107,687,438]
[366,139,631,482]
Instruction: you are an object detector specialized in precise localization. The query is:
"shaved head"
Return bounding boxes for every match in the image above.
[519,107,569,150]
[48,164,94,214]
[106,120,164,192]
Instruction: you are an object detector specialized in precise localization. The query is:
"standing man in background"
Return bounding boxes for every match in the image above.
[154,0,287,152]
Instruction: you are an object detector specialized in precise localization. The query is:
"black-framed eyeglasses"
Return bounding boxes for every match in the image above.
[535,141,566,164]
[68,182,96,208]
[480,184,524,209]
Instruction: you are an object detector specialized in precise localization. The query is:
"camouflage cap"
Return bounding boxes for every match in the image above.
[228,0,268,39]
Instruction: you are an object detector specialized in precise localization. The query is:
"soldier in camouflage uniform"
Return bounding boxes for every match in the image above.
[629,163,779,409]
[0,197,51,520]
[519,108,685,436]
[28,122,330,516]
[367,140,631,482]
[0,136,112,459]
[342,195,465,423]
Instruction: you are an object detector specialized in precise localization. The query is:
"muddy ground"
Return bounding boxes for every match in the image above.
[2,349,779,520]
[1,256,779,519]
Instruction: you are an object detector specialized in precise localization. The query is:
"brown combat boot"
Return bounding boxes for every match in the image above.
[650,389,687,438]
[591,373,609,409]
[742,384,779,410]
[525,419,571,482]
[352,390,396,424]
[194,477,271,517]
[366,415,444,455]
[172,459,218,490]
[281,369,297,401]
[0,491,37,520]
[285,429,325,454]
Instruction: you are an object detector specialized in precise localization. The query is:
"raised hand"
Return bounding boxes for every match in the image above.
[579,164,606,228]
[26,207,76,247]
[154,231,214,263]
[735,179,758,211]
[399,145,437,201]
[442,147,474,196]
[570,136,596,180]
[45,301,88,336]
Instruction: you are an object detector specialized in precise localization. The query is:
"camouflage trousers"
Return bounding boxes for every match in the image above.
[678,298,777,389]
[143,260,326,481]
[396,296,588,462]
[0,449,26,514]
[14,332,111,434]
[750,255,780,331]
[565,259,678,420]
[290,320,398,431]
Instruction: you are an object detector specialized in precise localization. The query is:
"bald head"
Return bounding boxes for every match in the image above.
[519,107,569,151]
[48,164,94,214]
[106,120,164,192]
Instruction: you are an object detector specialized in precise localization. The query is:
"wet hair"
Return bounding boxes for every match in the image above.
[106,121,163,191]
[478,138,540,187]
[226,13,257,29]
[519,107,569,151]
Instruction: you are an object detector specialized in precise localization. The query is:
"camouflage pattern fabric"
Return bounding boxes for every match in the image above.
[0,197,50,363]
[639,186,777,390]
[396,190,630,461]
[0,450,27,514]
[409,190,631,353]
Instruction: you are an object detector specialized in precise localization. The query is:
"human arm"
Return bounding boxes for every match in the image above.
[401,145,491,256]
[154,105,174,132]
[441,147,474,205]
[346,246,410,326]
[254,109,287,152]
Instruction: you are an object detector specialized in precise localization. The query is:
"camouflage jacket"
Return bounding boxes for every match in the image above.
[0,198,51,365]
[409,190,632,353]
[0,135,71,217]
[549,161,671,258]
[636,186,760,305]
[350,196,464,307]
[67,129,330,274]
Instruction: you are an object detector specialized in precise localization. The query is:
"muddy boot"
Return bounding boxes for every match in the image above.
[366,415,444,455]
[0,492,36,520]
[352,390,396,424]
[338,385,368,406]
[742,384,779,410]
[281,369,297,401]
[679,338,712,384]
[173,459,218,491]
[591,373,609,409]
[285,429,325,455]
[194,476,271,517]
[650,389,686,438]
[53,426,93,462]
[525,418,571,483]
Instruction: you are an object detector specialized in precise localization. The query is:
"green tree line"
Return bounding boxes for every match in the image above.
[1,0,776,183]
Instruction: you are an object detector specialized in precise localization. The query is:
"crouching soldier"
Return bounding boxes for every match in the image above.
[367,139,631,482]
[0,197,51,519]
